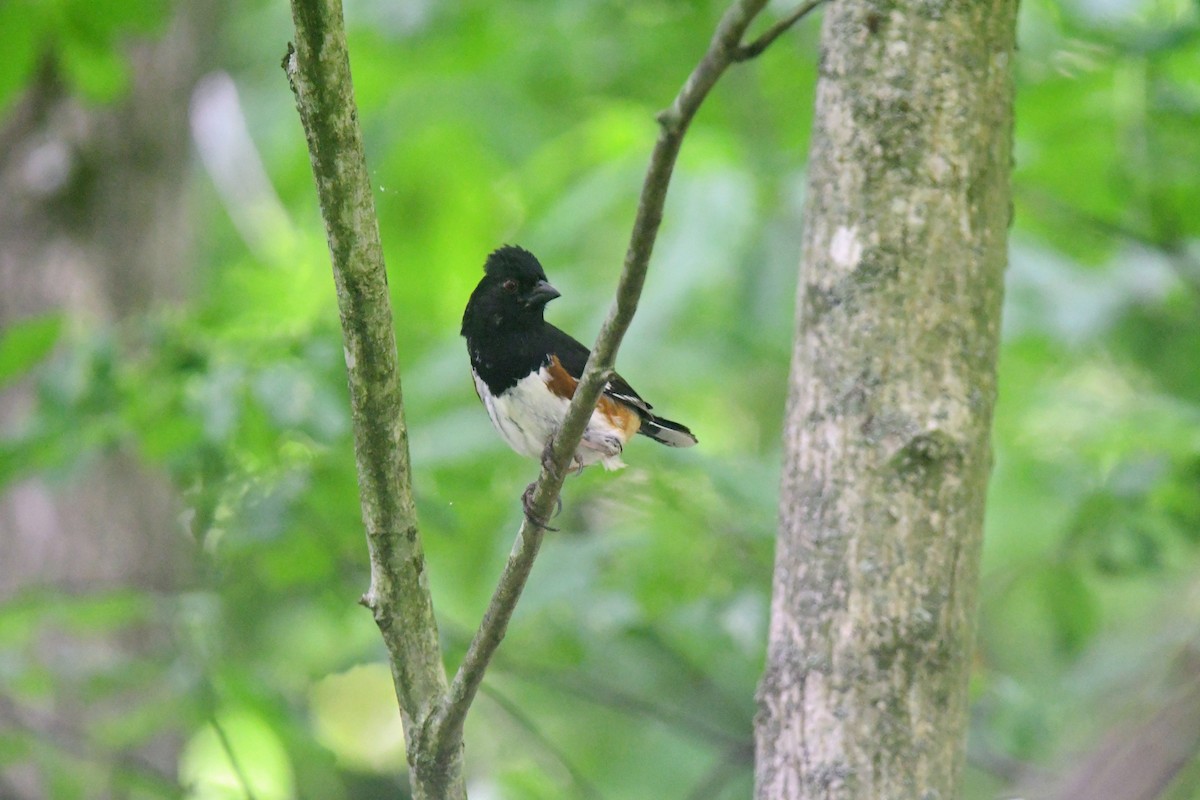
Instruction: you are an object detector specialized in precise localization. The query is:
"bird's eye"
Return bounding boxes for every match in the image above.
[502,279,518,293]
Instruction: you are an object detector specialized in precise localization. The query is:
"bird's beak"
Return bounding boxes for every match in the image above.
[524,280,561,308]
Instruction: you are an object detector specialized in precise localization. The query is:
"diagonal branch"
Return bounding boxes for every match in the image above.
[426,0,825,767]
[282,0,459,796]
[494,660,750,750]
[734,0,827,61]
[480,683,606,800]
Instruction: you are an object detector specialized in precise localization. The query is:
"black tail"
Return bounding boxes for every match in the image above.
[638,415,697,448]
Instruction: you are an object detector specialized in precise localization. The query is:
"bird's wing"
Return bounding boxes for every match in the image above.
[543,324,653,414]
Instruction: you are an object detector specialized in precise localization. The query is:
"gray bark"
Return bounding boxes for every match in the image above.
[755,1,1018,798]
[283,1,460,796]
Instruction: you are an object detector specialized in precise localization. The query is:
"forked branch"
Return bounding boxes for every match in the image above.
[425,0,826,767]
[285,0,823,789]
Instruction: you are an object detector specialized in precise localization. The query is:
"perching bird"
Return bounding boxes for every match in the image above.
[461,245,697,484]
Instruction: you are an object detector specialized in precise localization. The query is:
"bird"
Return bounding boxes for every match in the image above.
[461,245,696,518]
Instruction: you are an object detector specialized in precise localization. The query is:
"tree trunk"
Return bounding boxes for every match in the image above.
[755,2,1017,798]
[0,5,215,596]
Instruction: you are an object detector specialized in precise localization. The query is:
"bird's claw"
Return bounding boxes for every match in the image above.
[540,438,558,475]
[522,482,561,532]
[541,436,584,476]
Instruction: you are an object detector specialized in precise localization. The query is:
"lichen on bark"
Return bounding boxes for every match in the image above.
[755,1,1018,798]
[283,1,460,796]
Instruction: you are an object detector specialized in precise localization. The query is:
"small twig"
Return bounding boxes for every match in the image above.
[734,0,828,61]
[210,713,260,800]
[685,743,755,800]
[426,0,821,764]
[437,622,749,748]
[497,661,749,749]
[633,626,750,721]
[426,517,551,749]
[480,683,605,800]
[1018,187,1200,296]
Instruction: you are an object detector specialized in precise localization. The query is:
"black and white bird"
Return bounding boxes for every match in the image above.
[461,245,697,475]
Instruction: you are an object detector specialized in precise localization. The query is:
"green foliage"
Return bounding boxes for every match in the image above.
[3,0,1200,797]
[0,315,63,388]
[0,0,168,111]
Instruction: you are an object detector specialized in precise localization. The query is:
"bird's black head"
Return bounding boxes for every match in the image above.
[461,245,561,337]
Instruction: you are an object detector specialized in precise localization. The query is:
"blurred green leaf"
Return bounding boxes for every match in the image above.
[1038,564,1101,656]
[55,590,155,634]
[308,663,405,773]
[0,731,33,767]
[0,315,63,388]
[58,32,130,102]
[0,2,43,117]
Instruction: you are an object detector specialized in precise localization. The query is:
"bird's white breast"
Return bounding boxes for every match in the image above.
[472,367,629,470]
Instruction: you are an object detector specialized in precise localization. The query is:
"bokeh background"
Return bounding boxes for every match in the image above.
[1,0,1198,798]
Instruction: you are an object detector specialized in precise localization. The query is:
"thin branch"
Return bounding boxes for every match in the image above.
[632,626,750,721]
[1018,187,1200,296]
[1047,676,1200,800]
[210,713,260,800]
[734,0,828,61]
[285,0,823,785]
[282,0,457,796]
[497,661,749,750]
[439,622,749,748]
[427,0,821,764]
[480,683,606,800]
[685,744,754,800]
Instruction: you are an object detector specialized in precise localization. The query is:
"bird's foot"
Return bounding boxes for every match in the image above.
[540,437,558,475]
[522,481,561,532]
[541,433,588,477]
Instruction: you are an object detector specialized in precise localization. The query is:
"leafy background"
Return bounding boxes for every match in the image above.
[1,0,1198,798]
